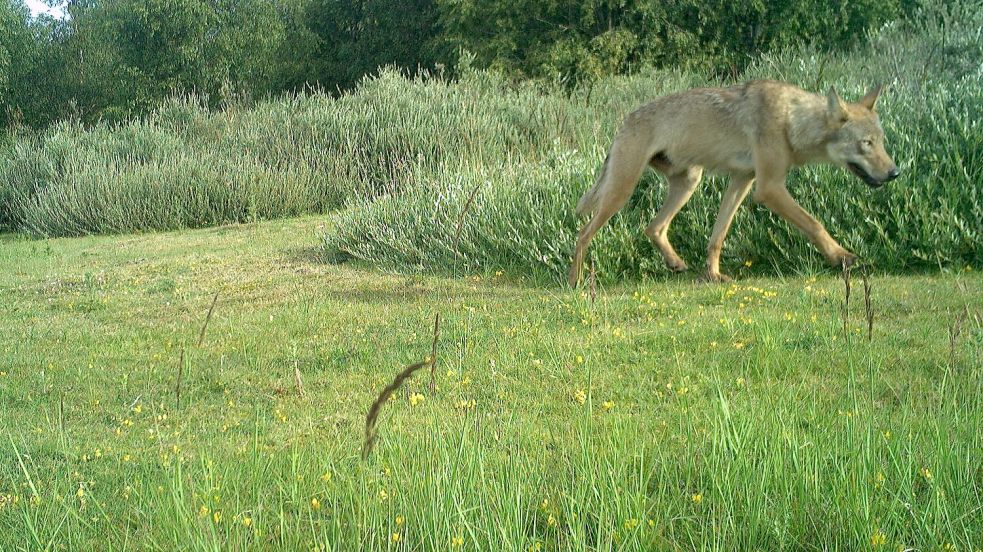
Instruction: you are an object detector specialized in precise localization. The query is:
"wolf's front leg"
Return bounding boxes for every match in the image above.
[704,174,755,282]
[753,182,857,267]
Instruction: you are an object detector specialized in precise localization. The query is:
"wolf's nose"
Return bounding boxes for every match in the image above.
[886,167,901,181]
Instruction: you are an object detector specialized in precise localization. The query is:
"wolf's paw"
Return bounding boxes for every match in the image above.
[832,251,859,269]
[701,271,733,283]
[666,258,689,273]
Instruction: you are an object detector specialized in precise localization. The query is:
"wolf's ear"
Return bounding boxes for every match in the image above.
[827,87,849,124]
[859,84,883,111]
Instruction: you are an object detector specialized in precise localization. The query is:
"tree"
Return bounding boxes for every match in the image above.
[302,0,442,92]
[435,0,915,84]
[1,0,63,128]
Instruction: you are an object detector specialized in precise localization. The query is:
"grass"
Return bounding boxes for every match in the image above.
[1,216,980,550]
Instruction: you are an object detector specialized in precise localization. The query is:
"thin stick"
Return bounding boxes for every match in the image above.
[841,259,852,337]
[453,182,483,259]
[589,260,597,307]
[197,291,220,347]
[176,347,185,408]
[429,313,441,393]
[948,311,965,368]
[294,360,306,397]
[861,268,873,342]
[362,360,430,460]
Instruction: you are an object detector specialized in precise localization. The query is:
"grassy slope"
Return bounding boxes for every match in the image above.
[0,217,980,550]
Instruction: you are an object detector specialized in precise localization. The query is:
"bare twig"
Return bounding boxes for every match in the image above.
[294,359,306,397]
[861,269,873,342]
[429,313,441,393]
[841,259,852,337]
[197,291,220,347]
[362,360,431,460]
[812,54,830,91]
[589,261,597,307]
[59,393,65,434]
[176,347,185,408]
[453,182,483,259]
[948,310,966,369]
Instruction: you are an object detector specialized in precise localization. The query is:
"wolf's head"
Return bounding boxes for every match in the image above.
[825,85,900,188]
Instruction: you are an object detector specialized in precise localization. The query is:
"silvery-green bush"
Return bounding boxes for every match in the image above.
[1,1,979,282]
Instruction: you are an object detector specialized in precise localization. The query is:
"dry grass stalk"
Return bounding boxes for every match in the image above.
[841,259,852,337]
[861,269,873,341]
[294,359,306,397]
[59,393,65,434]
[948,310,965,368]
[429,313,441,392]
[197,291,220,347]
[452,182,483,259]
[175,347,185,408]
[362,360,430,460]
[589,260,597,307]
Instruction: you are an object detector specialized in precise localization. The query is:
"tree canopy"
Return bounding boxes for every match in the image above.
[1,0,919,131]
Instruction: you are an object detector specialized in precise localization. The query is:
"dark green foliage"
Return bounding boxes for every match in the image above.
[435,0,918,84]
[1,0,928,130]
[1,1,67,129]
[302,0,442,91]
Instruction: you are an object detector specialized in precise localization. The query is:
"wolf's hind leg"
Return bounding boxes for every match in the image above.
[705,173,754,282]
[644,166,703,272]
[569,144,649,287]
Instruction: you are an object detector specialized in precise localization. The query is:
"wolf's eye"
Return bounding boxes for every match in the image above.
[860,138,874,150]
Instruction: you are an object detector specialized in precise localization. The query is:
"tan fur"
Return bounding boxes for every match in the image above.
[569,80,900,287]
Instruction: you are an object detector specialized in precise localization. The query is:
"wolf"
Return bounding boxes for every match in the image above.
[569,80,900,287]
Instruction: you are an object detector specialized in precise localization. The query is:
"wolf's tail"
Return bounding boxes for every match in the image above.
[575,153,610,217]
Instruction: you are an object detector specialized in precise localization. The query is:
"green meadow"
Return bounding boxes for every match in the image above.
[1,217,980,550]
[2,2,982,549]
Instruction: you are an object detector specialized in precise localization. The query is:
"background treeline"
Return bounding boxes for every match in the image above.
[2,0,922,131]
[2,0,979,282]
